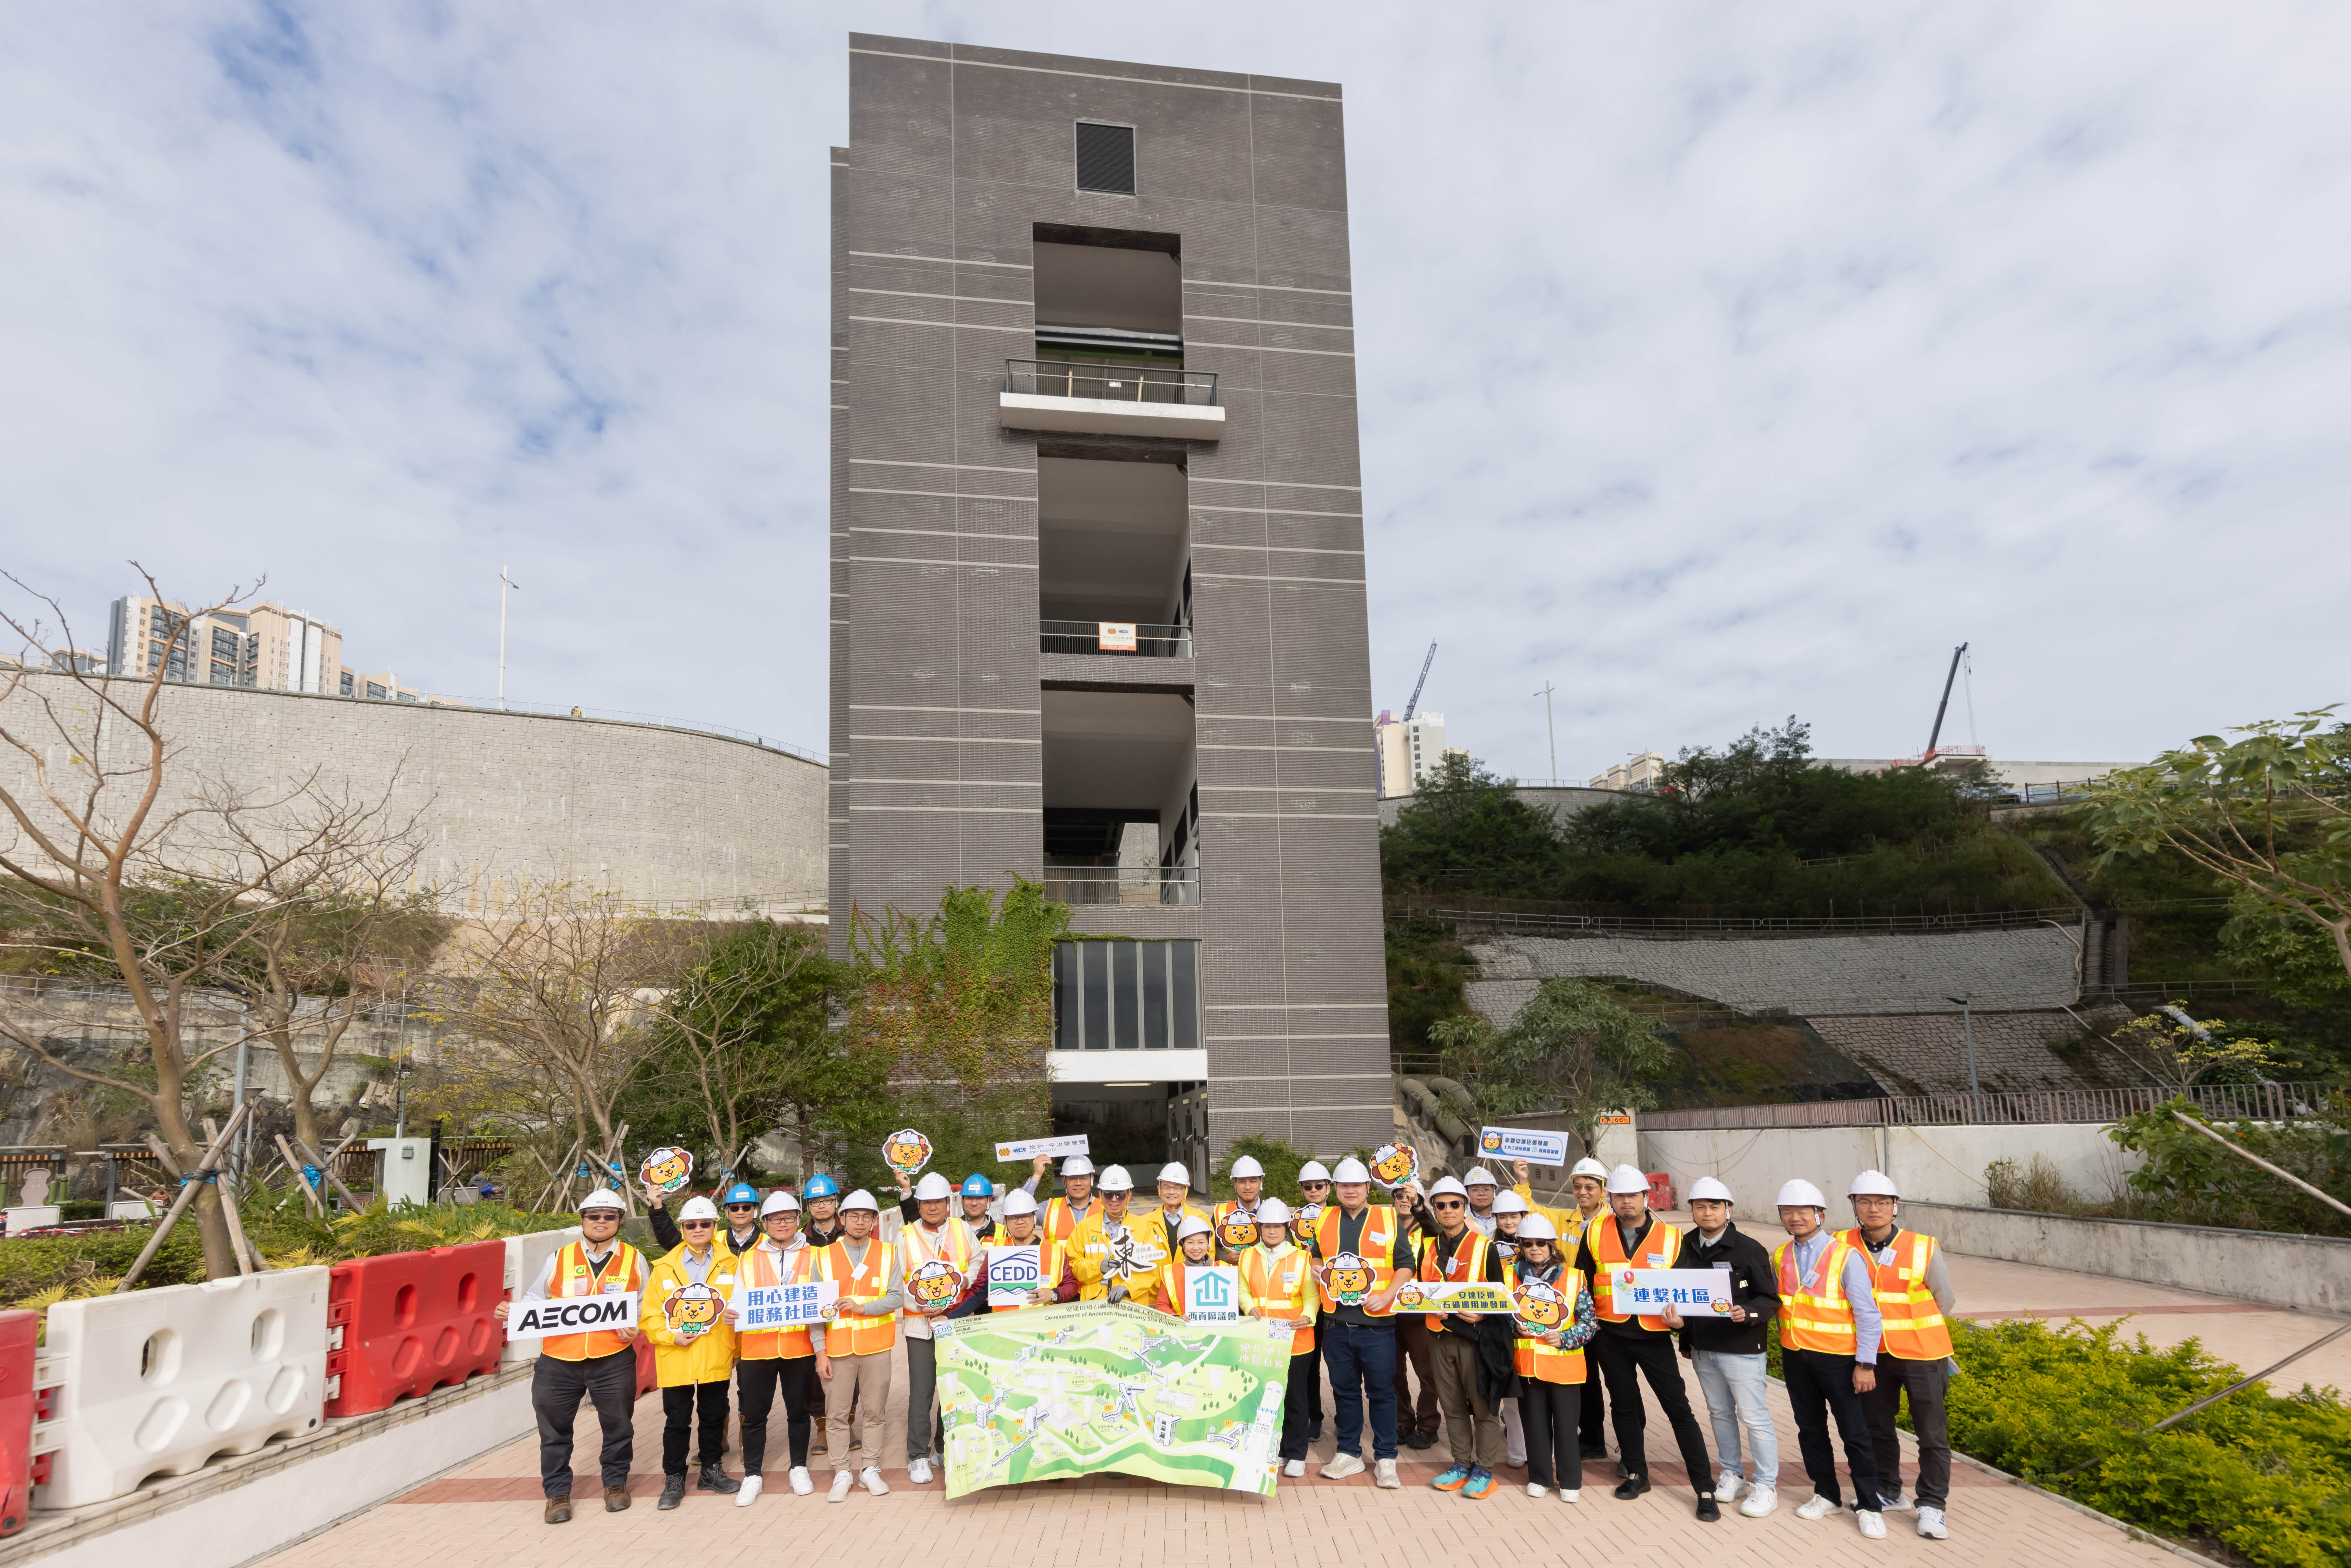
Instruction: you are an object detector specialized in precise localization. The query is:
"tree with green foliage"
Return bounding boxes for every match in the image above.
[1380,754,1568,894]
[1427,977,1670,1152]
[2106,1092,2351,1239]
[842,880,1068,1188]
[2080,709,2351,988]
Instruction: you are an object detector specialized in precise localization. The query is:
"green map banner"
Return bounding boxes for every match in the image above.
[933,1300,1295,1498]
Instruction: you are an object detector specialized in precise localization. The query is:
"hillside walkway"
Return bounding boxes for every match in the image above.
[256,1207,2347,1568]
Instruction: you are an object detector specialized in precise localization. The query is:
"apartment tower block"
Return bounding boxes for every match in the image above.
[828,36,1390,1170]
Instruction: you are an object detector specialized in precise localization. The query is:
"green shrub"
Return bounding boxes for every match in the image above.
[2107,1094,2351,1238]
[1945,1318,2351,1568]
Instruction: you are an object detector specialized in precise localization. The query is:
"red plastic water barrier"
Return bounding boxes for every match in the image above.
[0,1311,34,1536]
[1646,1174,1677,1212]
[634,1332,655,1396]
[326,1241,505,1417]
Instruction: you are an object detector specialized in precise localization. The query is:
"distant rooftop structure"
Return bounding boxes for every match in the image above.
[106,594,428,704]
[1588,751,1665,791]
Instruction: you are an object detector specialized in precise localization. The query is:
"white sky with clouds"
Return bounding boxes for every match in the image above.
[5,4,2346,780]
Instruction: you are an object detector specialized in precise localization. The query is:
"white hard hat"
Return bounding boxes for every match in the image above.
[1516,1214,1558,1241]
[760,1189,801,1216]
[1256,1197,1291,1226]
[910,1171,951,1201]
[1062,1155,1096,1176]
[1687,1177,1734,1205]
[1570,1158,1609,1180]
[1298,1161,1332,1183]
[840,1188,880,1212]
[578,1188,625,1214]
[1775,1178,1827,1209]
[1605,1164,1649,1195]
[1847,1169,1901,1198]
[1228,1155,1265,1179]
[1002,1188,1038,1217]
[1492,1189,1528,1215]
[1426,1175,1468,1200]
[1177,1214,1213,1242]
[1156,1162,1193,1188]
[1463,1166,1498,1188]
[1097,1164,1134,1191]
[1331,1157,1371,1184]
[678,1195,721,1223]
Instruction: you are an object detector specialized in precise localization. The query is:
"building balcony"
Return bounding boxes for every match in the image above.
[1000,360,1224,441]
[1040,620,1192,658]
[1041,863,1200,908]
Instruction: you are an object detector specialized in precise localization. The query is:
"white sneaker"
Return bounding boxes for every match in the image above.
[1740,1483,1778,1518]
[827,1470,854,1503]
[1526,1482,1548,1498]
[788,1467,814,1496]
[1716,1472,1746,1502]
[860,1466,889,1496]
[1858,1510,1887,1540]
[1283,1460,1305,1478]
[1917,1506,1948,1540]
[1373,1458,1400,1489]
[907,1457,932,1486]
[1561,1488,1581,1503]
[734,1474,763,1508]
[1880,1490,1913,1512]
[1796,1492,1840,1521]
[1322,1452,1364,1479]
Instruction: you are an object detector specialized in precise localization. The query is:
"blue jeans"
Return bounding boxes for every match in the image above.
[1693,1349,1779,1484]
[1321,1320,1399,1461]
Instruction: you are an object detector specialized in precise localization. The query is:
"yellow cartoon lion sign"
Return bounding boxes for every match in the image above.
[640,1146,694,1196]
[664,1281,727,1340]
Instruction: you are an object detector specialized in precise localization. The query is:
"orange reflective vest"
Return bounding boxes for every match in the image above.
[825,1238,898,1356]
[1240,1245,1316,1354]
[1842,1228,1952,1360]
[988,1236,1065,1312]
[538,1240,646,1362]
[1312,1204,1401,1316]
[1506,1260,1586,1385]
[736,1239,823,1360]
[1041,1195,1095,1243]
[1418,1228,1492,1334]
[1588,1217,1683,1330]
[1775,1235,1860,1354]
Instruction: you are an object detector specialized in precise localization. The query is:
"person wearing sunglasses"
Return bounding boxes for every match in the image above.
[1419,1176,1510,1500]
[642,1195,744,1509]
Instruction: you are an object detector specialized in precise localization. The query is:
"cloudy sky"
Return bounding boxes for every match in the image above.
[6,3,2345,781]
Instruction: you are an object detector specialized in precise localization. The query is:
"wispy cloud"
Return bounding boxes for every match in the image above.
[5,4,2345,777]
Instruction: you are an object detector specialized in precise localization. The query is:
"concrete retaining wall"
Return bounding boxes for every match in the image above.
[1640,1121,2144,1210]
[1902,1199,2351,1315]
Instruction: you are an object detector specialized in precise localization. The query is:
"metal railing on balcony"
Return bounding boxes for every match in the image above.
[1006,359,1218,406]
[1039,620,1193,658]
[1043,865,1200,907]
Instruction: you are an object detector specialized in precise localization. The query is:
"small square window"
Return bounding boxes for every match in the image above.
[1075,122,1135,195]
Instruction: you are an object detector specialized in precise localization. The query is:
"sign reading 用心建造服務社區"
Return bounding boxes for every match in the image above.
[505,1293,641,1341]
[934,1301,1292,1499]
[1615,1268,1734,1314]
[1476,1126,1571,1166]
[730,1280,839,1329]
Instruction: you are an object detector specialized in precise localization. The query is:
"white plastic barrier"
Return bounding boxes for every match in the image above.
[5,1206,61,1235]
[499,1227,583,1366]
[108,1199,157,1221]
[38,1266,330,1509]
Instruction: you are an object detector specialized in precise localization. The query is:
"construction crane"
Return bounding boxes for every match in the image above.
[1402,641,1437,722]
[1923,642,1968,761]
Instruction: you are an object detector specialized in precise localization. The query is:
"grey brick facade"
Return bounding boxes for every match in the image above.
[828,36,1391,1157]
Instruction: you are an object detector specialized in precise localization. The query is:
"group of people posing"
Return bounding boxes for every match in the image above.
[498,1148,1958,1546]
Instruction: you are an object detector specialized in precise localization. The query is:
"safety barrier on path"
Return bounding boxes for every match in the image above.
[325,1242,504,1417]
[37,1268,329,1509]
[498,1228,583,1367]
[0,1312,32,1535]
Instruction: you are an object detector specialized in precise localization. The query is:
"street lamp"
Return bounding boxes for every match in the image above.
[497,566,522,710]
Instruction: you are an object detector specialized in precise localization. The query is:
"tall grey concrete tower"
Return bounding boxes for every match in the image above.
[829,36,1389,1172]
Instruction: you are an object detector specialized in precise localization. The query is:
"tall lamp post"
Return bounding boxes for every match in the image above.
[1534,679,1557,784]
[497,566,522,710]
[1947,995,1982,1119]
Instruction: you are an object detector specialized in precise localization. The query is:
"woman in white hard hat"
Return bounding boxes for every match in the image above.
[1239,1198,1318,1477]
[1505,1213,1596,1502]
[1772,1177,1888,1538]
[1294,1159,1333,1443]
[641,1194,744,1508]
[1510,1154,1614,1461]
[1658,1177,1782,1518]
[1490,1189,1531,1469]
[1841,1170,1957,1541]
[1151,1214,1256,1321]
[496,1188,643,1524]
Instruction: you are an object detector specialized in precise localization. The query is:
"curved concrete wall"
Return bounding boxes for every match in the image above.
[0,674,827,914]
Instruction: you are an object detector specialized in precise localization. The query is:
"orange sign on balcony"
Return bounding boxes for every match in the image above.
[1098,622,1137,652]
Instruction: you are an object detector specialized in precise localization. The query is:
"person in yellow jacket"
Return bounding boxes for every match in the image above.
[495,1188,642,1524]
[1241,1198,1319,1478]
[1120,1161,1210,1309]
[642,1195,745,1509]
[1069,1164,1157,1302]
[1149,1214,1256,1323]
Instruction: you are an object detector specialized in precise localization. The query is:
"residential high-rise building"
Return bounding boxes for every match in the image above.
[1374,710,1460,798]
[105,596,423,702]
[828,36,1390,1164]
[1589,751,1665,791]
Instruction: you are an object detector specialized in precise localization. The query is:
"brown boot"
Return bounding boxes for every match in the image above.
[604,1484,631,1512]
[544,1495,573,1524]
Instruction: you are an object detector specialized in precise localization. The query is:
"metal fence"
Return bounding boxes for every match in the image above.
[1392,898,2081,939]
[1641,1081,2336,1131]
[1041,865,1201,907]
[1040,620,1193,658]
[1005,359,1218,405]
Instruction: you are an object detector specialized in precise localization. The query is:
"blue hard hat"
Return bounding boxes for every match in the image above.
[722,1182,761,1207]
[803,1174,840,1200]
[961,1173,994,1198]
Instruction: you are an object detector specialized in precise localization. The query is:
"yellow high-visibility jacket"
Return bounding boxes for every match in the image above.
[641,1244,742,1387]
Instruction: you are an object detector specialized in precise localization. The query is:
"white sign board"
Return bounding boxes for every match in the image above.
[1477,1126,1571,1167]
[1098,622,1138,652]
[1616,1268,1734,1316]
[730,1280,838,1331]
[994,1134,1091,1163]
[987,1245,1044,1307]
[1182,1264,1242,1324]
[506,1292,641,1341]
